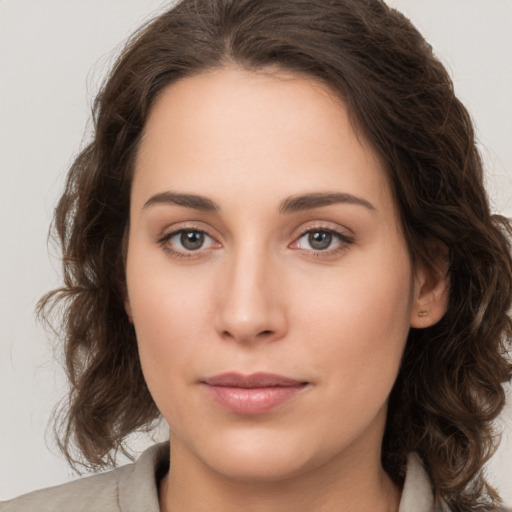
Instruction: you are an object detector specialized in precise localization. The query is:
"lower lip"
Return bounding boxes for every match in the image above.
[203,384,306,415]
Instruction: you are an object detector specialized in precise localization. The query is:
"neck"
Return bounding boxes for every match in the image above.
[159,440,401,512]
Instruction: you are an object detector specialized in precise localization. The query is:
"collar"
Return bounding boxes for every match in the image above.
[118,444,438,512]
[399,453,442,512]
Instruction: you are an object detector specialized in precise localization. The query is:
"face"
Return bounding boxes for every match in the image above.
[125,67,434,482]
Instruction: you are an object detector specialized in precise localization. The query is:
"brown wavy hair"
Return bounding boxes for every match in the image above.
[40,0,512,509]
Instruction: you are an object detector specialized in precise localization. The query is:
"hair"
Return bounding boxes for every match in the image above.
[39,0,512,509]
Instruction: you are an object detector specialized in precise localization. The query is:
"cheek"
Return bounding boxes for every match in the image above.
[291,242,413,399]
[125,249,216,397]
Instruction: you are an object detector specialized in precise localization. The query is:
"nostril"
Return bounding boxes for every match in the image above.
[221,329,276,342]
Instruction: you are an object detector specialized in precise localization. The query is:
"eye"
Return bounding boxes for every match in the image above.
[176,230,207,251]
[301,230,336,251]
[159,228,220,256]
[291,227,354,255]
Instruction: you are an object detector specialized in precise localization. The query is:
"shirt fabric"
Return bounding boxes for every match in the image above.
[0,443,445,511]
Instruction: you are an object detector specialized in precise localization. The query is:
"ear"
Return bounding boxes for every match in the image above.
[124,297,134,323]
[121,225,133,323]
[410,250,450,329]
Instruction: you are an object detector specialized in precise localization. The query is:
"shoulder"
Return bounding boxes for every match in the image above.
[0,467,126,512]
[399,454,512,512]
[0,442,169,512]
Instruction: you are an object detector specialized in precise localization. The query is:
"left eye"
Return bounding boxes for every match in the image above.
[295,229,348,251]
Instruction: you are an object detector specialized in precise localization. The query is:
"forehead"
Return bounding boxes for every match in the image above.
[132,66,393,217]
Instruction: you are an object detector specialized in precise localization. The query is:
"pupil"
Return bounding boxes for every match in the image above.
[309,231,332,250]
[181,231,204,250]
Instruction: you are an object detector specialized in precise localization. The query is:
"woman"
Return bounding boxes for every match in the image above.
[1,0,511,510]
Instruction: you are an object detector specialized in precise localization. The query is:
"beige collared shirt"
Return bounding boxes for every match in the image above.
[0,444,445,511]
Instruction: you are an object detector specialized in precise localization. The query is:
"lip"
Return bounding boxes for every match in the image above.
[201,372,308,415]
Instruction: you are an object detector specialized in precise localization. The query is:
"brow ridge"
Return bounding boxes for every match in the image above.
[279,192,376,214]
[143,191,375,214]
[143,191,219,212]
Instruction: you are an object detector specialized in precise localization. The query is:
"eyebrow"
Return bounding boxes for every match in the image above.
[143,191,219,212]
[279,192,376,214]
[142,191,376,214]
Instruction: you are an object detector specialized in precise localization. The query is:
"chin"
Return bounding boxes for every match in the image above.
[206,450,312,483]
[183,426,333,483]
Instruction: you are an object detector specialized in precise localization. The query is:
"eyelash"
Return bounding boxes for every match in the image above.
[157,225,219,258]
[157,225,354,259]
[290,226,354,258]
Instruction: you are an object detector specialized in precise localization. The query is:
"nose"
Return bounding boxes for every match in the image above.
[214,246,288,344]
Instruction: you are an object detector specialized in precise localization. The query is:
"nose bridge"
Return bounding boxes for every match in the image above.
[215,239,286,343]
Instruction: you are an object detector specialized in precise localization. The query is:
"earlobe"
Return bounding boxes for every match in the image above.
[410,259,450,329]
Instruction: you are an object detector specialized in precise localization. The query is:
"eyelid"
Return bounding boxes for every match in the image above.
[155,220,354,259]
[157,222,222,258]
[289,222,355,257]
[290,220,354,240]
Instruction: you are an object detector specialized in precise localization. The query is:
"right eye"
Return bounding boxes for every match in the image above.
[159,229,220,257]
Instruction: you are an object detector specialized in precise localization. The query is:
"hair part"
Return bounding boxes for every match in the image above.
[39,0,512,509]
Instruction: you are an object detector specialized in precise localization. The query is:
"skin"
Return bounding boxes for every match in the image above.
[125,66,448,512]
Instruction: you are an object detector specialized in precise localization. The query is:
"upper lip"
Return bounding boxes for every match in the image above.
[202,372,306,388]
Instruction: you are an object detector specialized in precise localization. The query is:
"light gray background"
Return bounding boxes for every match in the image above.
[1,0,511,503]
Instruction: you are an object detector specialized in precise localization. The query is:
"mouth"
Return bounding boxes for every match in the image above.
[201,372,309,415]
